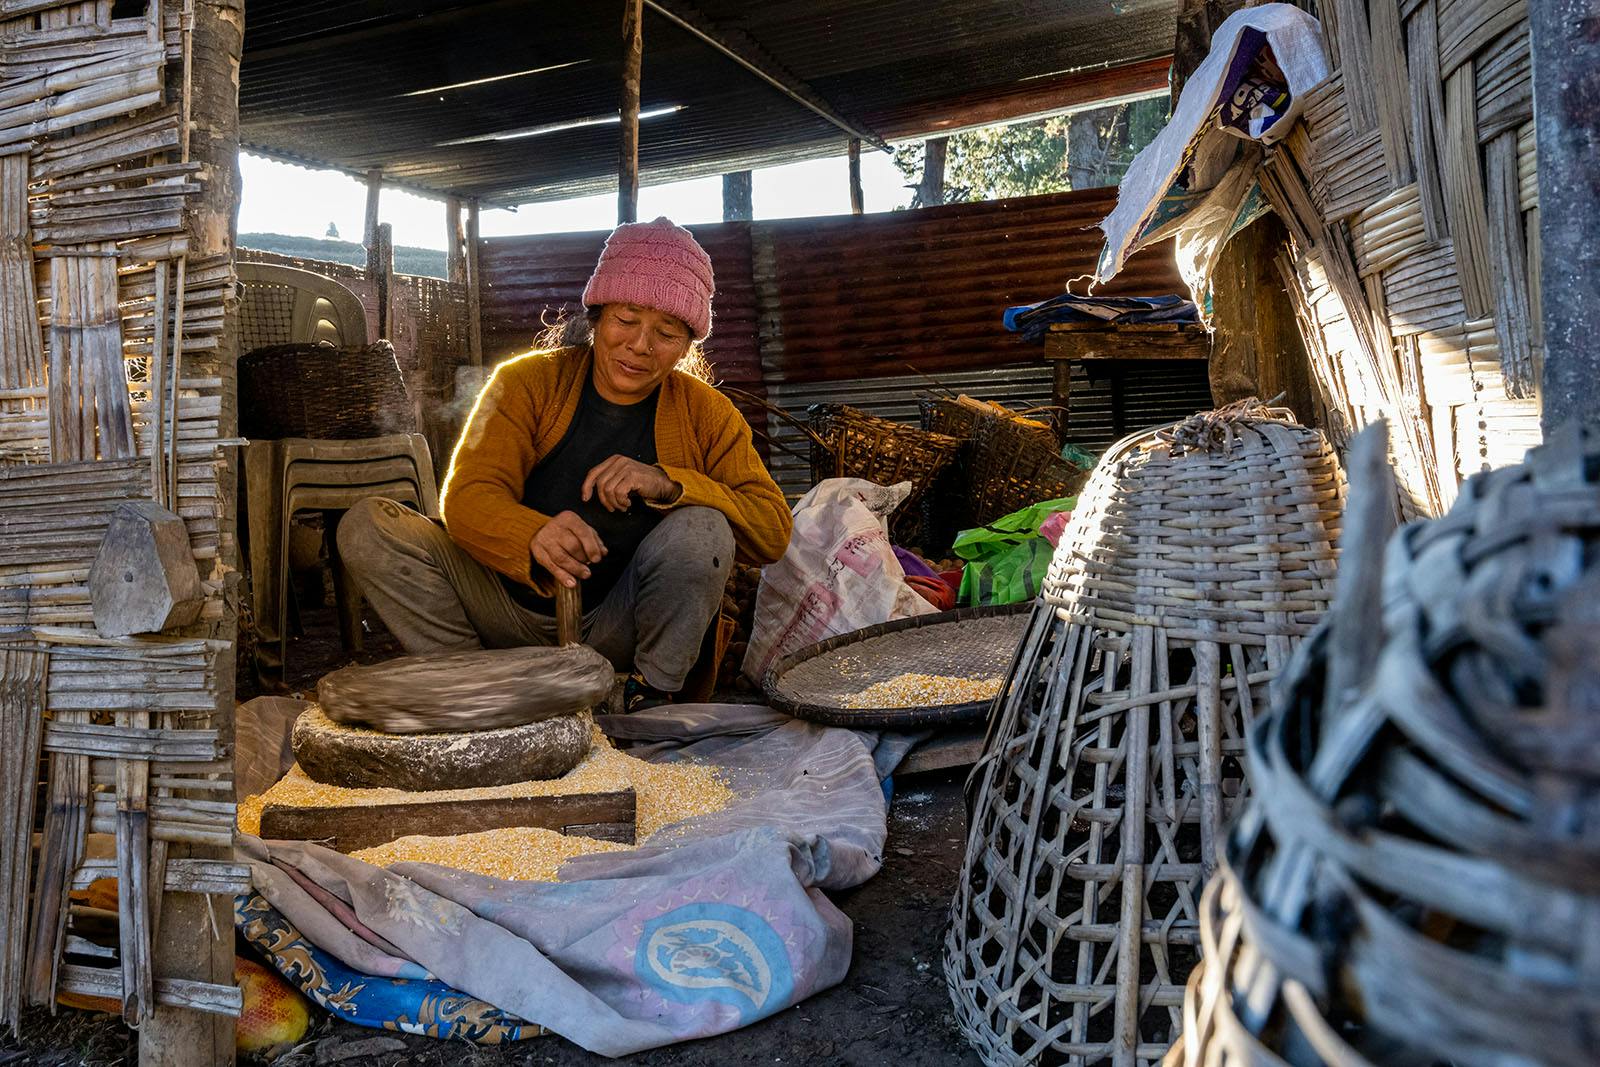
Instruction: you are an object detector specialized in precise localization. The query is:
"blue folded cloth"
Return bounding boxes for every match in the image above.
[1003,292,1199,343]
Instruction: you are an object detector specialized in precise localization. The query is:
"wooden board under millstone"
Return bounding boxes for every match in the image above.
[258,786,637,852]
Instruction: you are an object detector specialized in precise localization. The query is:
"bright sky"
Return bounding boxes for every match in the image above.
[236,148,915,249]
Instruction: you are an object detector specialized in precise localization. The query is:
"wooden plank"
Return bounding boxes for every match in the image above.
[56,964,240,1017]
[0,648,47,1030]
[618,0,642,225]
[259,787,639,853]
[1441,62,1495,318]
[445,196,465,285]
[72,857,250,895]
[466,199,483,367]
[898,727,986,775]
[1408,0,1450,239]
[1484,131,1535,398]
[1045,324,1210,362]
[114,706,153,1024]
[1370,0,1415,187]
[0,151,43,398]
[25,708,89,1008]
[848,137,864,215]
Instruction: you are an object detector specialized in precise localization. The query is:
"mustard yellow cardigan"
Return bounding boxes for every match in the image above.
[440,345,791,596]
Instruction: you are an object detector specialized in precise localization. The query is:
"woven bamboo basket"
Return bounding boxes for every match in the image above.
[1167,422,1600,1067]
[807,403,963,546]
[946,401,1345,1067]
[966,414,1088,527]
[920,396,1072,544]
[239,341,415,441]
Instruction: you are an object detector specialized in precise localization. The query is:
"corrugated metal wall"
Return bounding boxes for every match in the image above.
[477,189,1194,475]
[752,189,1182,383]
[479,188,1185,382]
[1061,360,1215,450]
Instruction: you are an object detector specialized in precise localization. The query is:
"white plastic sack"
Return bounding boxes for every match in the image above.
[1096,4,1329,291]
[741,478,934,683]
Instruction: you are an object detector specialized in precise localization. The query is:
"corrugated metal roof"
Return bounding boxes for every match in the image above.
[240,0,1177,203]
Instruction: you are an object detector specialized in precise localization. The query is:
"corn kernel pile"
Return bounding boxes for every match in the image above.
[351,826,628,882]
[840,672,1003,709]
[238,723,735,880]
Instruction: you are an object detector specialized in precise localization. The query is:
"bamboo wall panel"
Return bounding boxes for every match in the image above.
[1264,0,1542,515]
[0,0,244,1032]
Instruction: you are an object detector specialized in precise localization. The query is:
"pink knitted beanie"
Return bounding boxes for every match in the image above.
[581,217,715,339]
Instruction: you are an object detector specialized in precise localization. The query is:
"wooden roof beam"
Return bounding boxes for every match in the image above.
[643,0,892,153]
[865,54,1172,143]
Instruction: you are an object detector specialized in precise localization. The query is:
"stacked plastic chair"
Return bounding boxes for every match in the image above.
[946,401,1345,1067]
[237,263,437,682]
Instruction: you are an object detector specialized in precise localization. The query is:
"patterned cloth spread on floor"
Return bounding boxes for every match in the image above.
[237,705,918,1056]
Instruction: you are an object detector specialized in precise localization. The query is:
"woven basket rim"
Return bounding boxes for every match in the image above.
[762,602,1031,728]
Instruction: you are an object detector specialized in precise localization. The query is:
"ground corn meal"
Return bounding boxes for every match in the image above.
[237,723,734,880]
[839,672,1003,709]
[351,826,630,882]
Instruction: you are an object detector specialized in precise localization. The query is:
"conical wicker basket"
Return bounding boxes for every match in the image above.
[946,403,1345,1067]
[1167,421,1600,1067]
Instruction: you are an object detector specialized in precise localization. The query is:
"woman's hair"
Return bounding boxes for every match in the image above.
[534,305,714,384]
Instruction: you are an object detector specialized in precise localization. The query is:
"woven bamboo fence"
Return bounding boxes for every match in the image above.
[1261,0,1541,518]
[1167,420,1600,1067]
[947,402,1345,1066]
[0,0,245,1034]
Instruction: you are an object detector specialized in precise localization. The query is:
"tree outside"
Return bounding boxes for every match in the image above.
[893,95,1169,207]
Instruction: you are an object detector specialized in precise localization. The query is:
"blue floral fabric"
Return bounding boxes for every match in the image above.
[235,892,538,1044]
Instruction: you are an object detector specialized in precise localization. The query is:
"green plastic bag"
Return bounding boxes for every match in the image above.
[953,497,1076,606]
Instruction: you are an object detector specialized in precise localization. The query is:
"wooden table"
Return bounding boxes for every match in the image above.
[1043,322,1211,441]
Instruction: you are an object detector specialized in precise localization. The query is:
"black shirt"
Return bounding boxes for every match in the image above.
[504,373,663,611]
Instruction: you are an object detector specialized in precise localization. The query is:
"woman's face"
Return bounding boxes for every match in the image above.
[591,303,692,404]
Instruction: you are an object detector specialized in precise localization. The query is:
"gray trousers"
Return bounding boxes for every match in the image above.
[337,498,735,692]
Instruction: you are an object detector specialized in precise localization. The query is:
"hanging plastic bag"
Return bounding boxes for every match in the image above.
[954,497,1076,606]
[742,479,935,682]
[1096,4,1329,294]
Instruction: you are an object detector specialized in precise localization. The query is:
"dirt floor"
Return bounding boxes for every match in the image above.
[3,585,985,1066]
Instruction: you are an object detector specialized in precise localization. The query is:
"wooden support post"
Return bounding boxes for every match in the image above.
[918,137,947,207]
[466,199,484,367]
[847,138,864,215]
[445,196,467,286]
[722,170,752,221]
[618,0,643,225]
[141,0,242,1063]
[1052,361,1074,440]
[362,168,382,277]
[373,222,394,339]
[1207,216,1314,419]
[1531,0,1600,429]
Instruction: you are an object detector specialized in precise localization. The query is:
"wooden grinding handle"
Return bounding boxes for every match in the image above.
[555,582,582,647]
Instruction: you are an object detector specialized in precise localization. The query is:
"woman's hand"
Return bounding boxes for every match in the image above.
[531,511,606,589]
[582,455,682,512]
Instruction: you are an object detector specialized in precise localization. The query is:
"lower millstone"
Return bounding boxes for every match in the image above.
[290,704,592,791]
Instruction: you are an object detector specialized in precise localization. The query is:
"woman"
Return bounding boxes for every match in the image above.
[340,217,791,705]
